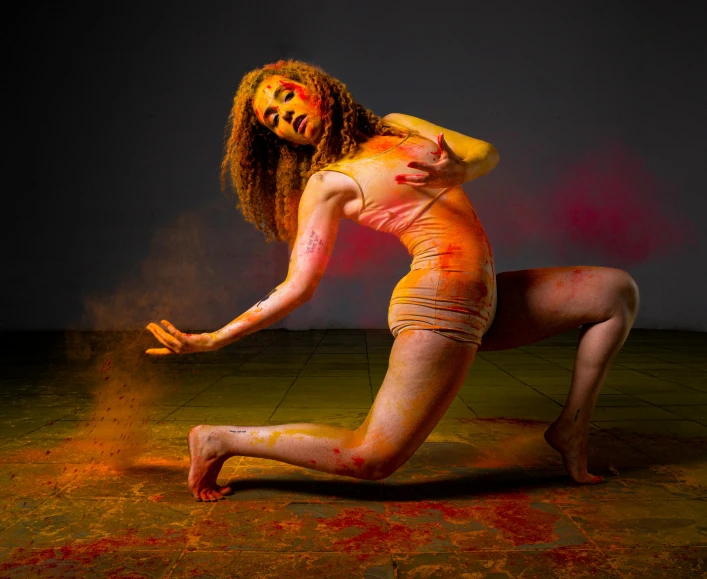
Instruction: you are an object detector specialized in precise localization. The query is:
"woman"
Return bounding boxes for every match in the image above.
[146,60,639,502]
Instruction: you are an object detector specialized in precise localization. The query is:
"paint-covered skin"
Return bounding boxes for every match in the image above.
[252,75,324,146]
[146,77,640,500]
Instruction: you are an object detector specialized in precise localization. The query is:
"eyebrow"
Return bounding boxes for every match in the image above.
[263,85,285,125]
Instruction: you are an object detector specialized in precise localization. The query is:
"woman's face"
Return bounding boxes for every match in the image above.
[252,75,324,146]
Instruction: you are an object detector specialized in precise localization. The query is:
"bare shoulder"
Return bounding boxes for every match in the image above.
[383,113,442,140]
[305,170,361,218]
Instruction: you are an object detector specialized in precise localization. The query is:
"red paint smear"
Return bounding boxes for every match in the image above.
[351,456,365,467]
[548,547,604,572]
[318,507,431,553]
[316,498,562,553]
[332,448,340,454]
[0,529,186,572]
[360,135,406,156]
[439,243,462,270]
[390,499,559,547]
[280,80,309,103]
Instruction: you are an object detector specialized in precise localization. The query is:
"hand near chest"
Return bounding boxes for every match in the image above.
[395,133,468,189]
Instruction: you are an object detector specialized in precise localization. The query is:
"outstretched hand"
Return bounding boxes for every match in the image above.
[395,133,468,189]
[145,320,218,355]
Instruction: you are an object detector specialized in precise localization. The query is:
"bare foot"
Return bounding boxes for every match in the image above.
[544,420,603,485]
[187,425,233,502]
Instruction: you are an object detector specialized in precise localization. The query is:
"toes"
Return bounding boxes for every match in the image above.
[219,486,233,496]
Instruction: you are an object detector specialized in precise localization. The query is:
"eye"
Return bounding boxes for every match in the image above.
[285,91,294,102]
[272,114,279,127]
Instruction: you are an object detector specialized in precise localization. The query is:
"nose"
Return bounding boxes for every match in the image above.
[282,109,295,124]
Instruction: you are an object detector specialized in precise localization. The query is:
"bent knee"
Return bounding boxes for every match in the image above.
[350,443,410,481]
[607,268,640,317]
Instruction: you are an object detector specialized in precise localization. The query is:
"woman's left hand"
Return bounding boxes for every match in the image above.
[395,133,469,189]
[145,320,219,355]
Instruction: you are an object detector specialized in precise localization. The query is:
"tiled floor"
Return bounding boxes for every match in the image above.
[0,328,706,578]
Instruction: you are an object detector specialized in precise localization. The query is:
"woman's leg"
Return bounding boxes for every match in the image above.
[479,266,640,483]
[187,330,477,501]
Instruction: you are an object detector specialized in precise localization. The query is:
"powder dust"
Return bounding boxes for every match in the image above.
[59,209,238,474]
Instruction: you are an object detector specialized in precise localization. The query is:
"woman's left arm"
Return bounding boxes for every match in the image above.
[145,173,345,355]
[385,113,499,186]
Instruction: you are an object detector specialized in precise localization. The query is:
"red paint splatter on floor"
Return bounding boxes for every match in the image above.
[0,529,186,573]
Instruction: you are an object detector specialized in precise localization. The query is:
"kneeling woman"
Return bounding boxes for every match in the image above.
[146,60,639,502]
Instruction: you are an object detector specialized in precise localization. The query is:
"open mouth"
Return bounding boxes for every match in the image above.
[294,114,306,134]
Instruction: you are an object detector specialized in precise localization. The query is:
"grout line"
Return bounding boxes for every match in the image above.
[164,502,218,578]
[478,353,566,408]
[613,363,707,394]
[266,331,327,422]
[162,339,275,419]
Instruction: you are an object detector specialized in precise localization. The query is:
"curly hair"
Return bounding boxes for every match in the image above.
[220,59,406,247]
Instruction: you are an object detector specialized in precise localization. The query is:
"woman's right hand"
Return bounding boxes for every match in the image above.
[145,320,219,355]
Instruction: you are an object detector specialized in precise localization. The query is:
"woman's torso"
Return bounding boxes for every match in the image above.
[320,130,494,276]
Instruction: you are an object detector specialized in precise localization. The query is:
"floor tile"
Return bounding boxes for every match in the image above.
[268,408,369,429]
[164,407,276,423]
[470,406,562,422]
[590,406,683,421]
[661,405,707,421]
[0,548,182,578]
[562,499,707,548]
[605,547,707,579]
[634,392,707,405]
[170,551,395,579]
[2,329,707,577]
[394,550,620,578]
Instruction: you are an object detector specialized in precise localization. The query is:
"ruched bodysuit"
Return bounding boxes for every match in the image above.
[322,129,497,345]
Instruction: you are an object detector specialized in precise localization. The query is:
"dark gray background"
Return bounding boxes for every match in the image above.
[4,1,705,332]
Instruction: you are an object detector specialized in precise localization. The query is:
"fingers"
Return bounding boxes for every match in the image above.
[406,161,432,171]
[145,347,174,356]
[437,132,456,157]
[146,322,181,352]
[395,173,428,185]
[161,320,182,338]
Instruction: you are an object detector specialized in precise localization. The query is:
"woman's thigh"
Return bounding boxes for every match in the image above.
[356,329,477,469]
[479,266,631,352]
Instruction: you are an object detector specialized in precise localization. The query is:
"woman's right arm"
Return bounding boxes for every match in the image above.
[145,172,352,355]
[211,172,350,347]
